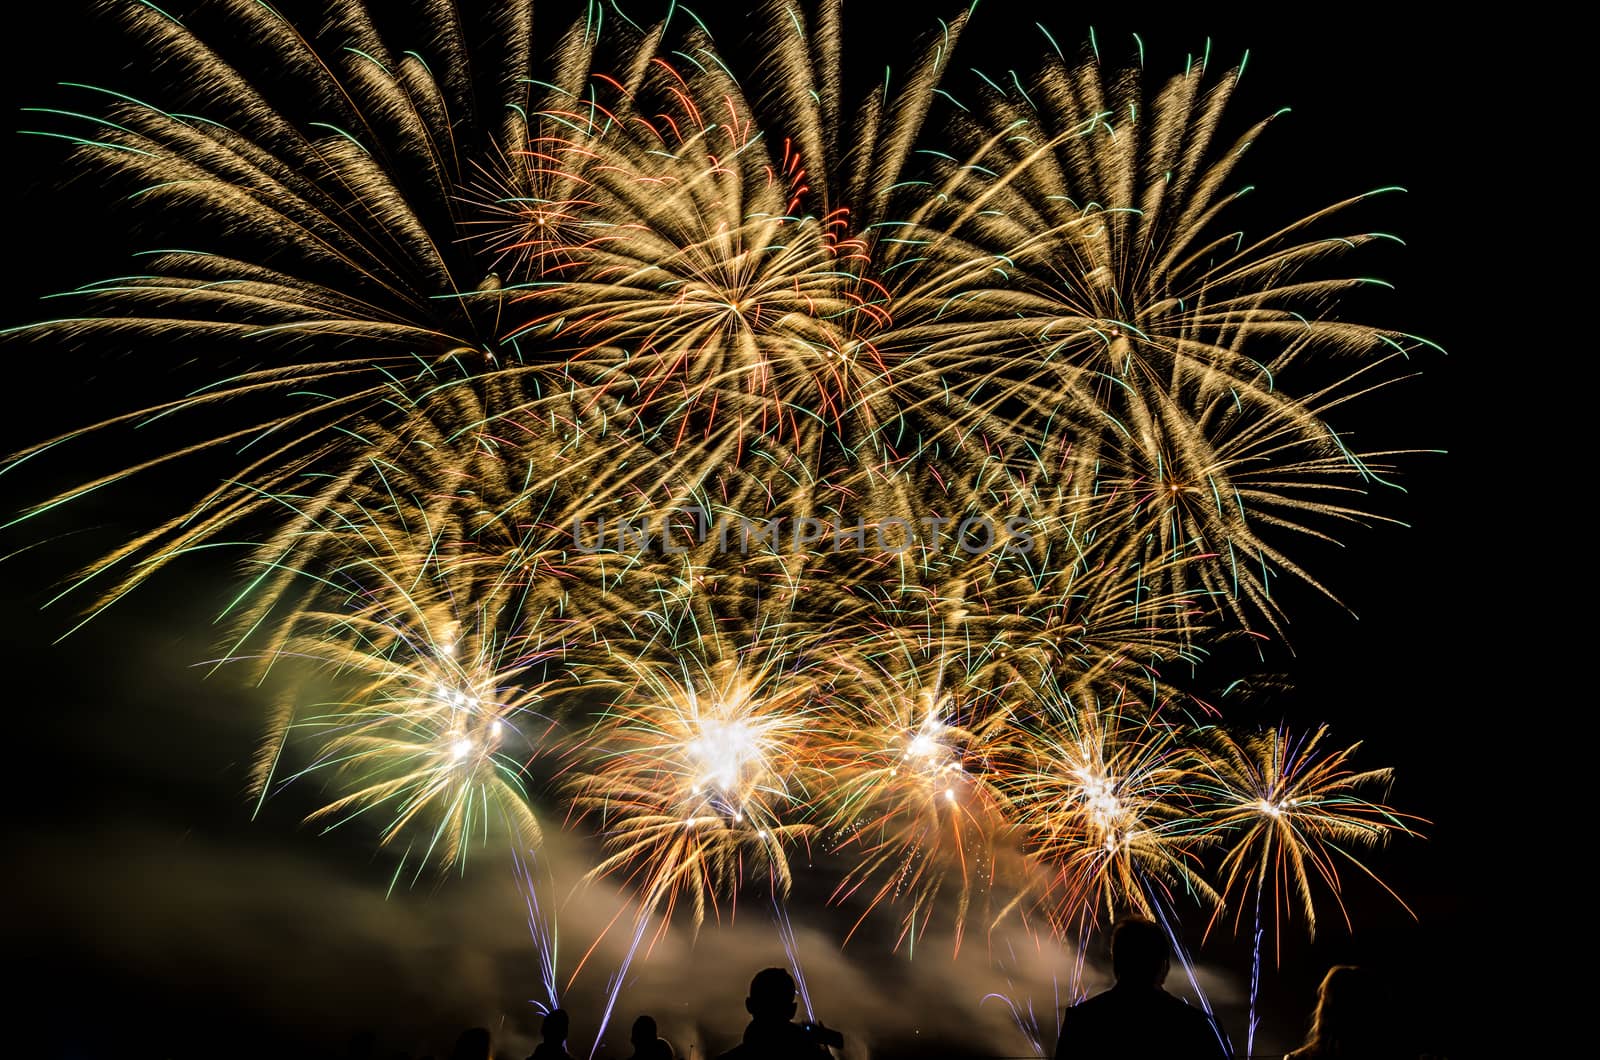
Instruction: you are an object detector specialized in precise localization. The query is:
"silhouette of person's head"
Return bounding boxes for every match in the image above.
[1110,917,1170,988]
[745,966,799,1023]
[1305,965,1388,1051]
[449,1027,491,1060]
[630,1015,657,1048]
[542,1009,570,1044]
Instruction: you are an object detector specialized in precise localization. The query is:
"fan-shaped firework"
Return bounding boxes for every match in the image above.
[1199,723,1420,943]
[252,490,551,873]
[892,50,1437,633]
[565,616,826,927]
[1004,682,1218,939]
[1195,723,1421,1053]
[816,631,1017,953]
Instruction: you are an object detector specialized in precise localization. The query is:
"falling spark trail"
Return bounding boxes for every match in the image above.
[773,895,815,1021]
[982,948,1060,1058]
[512,846,560,1014]
[1151,894,1234,1059]
[1248,881,1264,1058]
[589,904,653,1060]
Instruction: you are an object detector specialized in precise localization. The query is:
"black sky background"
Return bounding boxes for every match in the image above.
[0,2,1517,1057]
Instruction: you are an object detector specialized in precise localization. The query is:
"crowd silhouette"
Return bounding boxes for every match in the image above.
[527,1009,574,1060]
[712,967,840,1059]
[322,926,1442,1059]
[1283,964,1400,1060]
[1053,918,1227,1059]
[624,1015,673,1060]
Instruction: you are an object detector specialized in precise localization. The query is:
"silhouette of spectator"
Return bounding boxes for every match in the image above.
[449,1027,492,1060]
[627,1015,674,1059]
[528,1009,574,1060]
[714,967,836,1059]
[1286,965,1397,1059]
[1053,918,1229,1059]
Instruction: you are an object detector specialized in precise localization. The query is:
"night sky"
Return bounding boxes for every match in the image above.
[2,3,1499,1058]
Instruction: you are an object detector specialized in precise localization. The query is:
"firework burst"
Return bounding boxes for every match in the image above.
[6,0,1435,1024]
[565,618,826,928]
[816,633,1017,953]
[1195,722,1421,1052]
[1199,723,1421,943]
[1004,682,1218,939]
